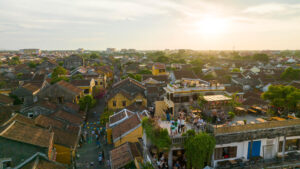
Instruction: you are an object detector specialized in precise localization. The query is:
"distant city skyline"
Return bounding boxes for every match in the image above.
[1,0,300,50]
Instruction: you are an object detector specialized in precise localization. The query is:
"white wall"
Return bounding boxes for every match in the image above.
[212,138,279,167]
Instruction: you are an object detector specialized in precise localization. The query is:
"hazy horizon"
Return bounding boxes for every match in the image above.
[1,0,300,50]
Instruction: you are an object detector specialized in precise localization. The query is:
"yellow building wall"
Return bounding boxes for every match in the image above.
[108,93,147,110]
[54,144,73,164]
[114,125,143,147]
[152,65,166,76]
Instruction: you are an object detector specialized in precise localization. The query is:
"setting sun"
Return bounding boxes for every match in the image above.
[195,15,228,36]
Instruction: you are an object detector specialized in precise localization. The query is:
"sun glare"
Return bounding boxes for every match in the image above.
[195,15,228,36]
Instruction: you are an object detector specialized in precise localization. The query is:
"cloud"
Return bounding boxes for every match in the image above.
[244,3,300,15]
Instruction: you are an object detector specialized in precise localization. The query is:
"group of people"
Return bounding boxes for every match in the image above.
[170,111,186,135]
[193,116,206,132]
[155,154,169,169]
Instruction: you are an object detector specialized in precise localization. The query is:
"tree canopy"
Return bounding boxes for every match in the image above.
[138,69,152,74]
[79,95,96,110]
[262,85,300,112]
[51,66,69,84]
[142,117,171,151]
[8,56,21,65]
[252,53,269,62]
[280,67,300,81]
[184,132,216,169]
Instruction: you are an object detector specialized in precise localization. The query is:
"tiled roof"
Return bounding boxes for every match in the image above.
[1,113,34,127]
[109,109,134,126]
[0,94,13,104]
[0,121,53,148]
[110,142,133,169]
[70,79,91,87]
[146,86,159,94]
[142,74,169,82]
[153,63,166,69]
[35,114,65,129]
[0,111,13,126]
[23,83,41,93]
[52,127,79,148]
[18,153,66,169]
[108,78,145,101]
[173,70,198,80]
[56,80,83,94]
[51,110,83,125]
[64,102,80,112]
[242,96,268,106]
[37,101,58,110]
[112,114,141,141]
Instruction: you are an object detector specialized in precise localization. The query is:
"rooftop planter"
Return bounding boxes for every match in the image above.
[142,117,171,151]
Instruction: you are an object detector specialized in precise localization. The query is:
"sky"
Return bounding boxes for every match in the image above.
[1,0,300,50]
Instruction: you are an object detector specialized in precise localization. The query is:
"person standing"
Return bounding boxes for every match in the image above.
[180,117,185,133]
[177,118,181,133]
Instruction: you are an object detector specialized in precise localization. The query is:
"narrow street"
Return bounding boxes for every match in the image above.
[76,98,113,169]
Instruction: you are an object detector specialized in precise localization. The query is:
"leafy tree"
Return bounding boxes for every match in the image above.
[198,94,207,110]
[231,68,240,73]
[90,52,100,59]
[28,61,38,68]
[142,117,171,151]
[51,66,68,84]
[252,53,269,62]
[0,81,7,89]
[294,51,300,58]
[191,59,204,74]
[58,61,64,66]
[79,95,96,110]
[52,66,67,77]
[280,67,300,81]
[141,162,154,169]
[184,132,216,169]
[9,93,23,105]
[100,108,114,125]
[228,111,235,119]
[156,55,169,63]
[203,73,215,80]
[124,73,142,82]
[16,73,23,79]
[262,85,300,113]
[8,56,21,65]
[138,69,152,74]
[72,74,83,80]
[51,77,70,84]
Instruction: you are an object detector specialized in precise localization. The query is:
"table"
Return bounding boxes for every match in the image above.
[236,121,245,125]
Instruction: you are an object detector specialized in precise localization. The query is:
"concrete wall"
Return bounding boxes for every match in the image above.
[108,93,147,110]
[212,138,279,167]
[114,126,143,147]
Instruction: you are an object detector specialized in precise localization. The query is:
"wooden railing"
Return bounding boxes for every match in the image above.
[215,119,300,135]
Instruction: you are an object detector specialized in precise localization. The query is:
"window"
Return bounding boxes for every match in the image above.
[28,113,34,118]
[214,147,237,160]
[136,100,142,105]
[122,101,126,107]
[279,139,300,152]
[84,89,89,94]
[159,69,165,73]
[113,101,116,107]
[100,82,103,85]
[95,81,98,85]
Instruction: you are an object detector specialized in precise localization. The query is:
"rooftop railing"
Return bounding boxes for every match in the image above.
[166,84,225,92]
[215,119,300,135]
